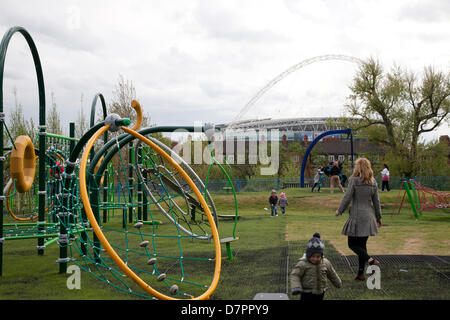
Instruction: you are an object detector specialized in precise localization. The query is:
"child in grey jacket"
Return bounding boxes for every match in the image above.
[290,233,342,300]
[277,192,288,214]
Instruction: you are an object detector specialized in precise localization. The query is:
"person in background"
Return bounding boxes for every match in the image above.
[50,160,64,194]
[381,164,390,192]
[278,192,289,214]
[329,160,345,194]
[311,167,324,192]
[340,173,348,188]
[268,189,278,217]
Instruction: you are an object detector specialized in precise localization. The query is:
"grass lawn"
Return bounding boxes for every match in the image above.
[282,188,450,256]
[0,187,449,300]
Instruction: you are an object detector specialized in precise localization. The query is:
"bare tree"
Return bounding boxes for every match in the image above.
[109,74,151,128]
[7,87,36,143]
[108,75,152,180]
[47,92,63,135]
[76,93,89,139]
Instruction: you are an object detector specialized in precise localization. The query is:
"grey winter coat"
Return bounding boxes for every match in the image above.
[278,197,288,208]
[337,176,382,237]
[290,255,342,295]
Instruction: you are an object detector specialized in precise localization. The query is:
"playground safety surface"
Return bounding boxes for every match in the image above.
[286,241,450,300]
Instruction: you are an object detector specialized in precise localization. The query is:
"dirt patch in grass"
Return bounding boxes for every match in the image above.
[285,215,450,256]
[300,196,342,210]
[444,239,450,250]
[397,234,426,254]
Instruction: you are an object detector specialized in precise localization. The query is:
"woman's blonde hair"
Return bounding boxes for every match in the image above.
[352,157,375,184]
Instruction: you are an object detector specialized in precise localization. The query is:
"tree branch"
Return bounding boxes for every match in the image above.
[419,113,449,134]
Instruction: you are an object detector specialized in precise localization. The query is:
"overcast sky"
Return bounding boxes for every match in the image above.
[0,0,449,141]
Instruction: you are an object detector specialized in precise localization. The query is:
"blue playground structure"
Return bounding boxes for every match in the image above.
[300,129,354,188]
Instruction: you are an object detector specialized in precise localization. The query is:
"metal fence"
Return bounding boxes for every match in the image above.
[201,176,450,194]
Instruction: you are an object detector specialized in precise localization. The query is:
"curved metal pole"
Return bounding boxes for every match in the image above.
[0,26,46,268]
[211,151,238,238]
[89,93,108,158]
[90,126,201,178]
[300,129,352,187]
[89,93,109,223]
[204,146,238,237]
[90,93,108,128]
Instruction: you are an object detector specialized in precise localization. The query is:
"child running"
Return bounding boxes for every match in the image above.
[290,233,342,301]
[311,167,324,192]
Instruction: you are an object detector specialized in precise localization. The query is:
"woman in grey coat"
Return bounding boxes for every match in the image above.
[335,157,382,280]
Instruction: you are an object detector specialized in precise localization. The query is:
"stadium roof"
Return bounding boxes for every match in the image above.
[218,117,344,132]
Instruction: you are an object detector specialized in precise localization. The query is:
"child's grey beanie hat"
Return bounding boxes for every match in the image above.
[306,232,325,258]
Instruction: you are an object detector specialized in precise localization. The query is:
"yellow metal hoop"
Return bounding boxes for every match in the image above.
[5,179,38,222]
[79,125,222,300]
[93,156,105,186]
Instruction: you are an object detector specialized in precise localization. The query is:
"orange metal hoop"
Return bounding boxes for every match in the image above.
[10,135,36,193]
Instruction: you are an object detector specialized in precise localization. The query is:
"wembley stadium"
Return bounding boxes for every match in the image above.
[217,117,346,142]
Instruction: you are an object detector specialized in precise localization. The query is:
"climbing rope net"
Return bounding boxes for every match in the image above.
[411,180,449,212]
[392,179,450,218]
[3,139,70,240]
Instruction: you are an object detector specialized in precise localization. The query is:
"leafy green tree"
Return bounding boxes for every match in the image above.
[344,58,450,176]
[403,66,450,173]
[415,140,449,176]
[277,143,292,177]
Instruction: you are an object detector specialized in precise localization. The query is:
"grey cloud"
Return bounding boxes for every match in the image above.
[192,2,287,43]
[198,80,243,99]
[398,0,450,22]
[0,0,105,53]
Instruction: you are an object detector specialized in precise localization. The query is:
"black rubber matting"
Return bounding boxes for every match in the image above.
[286,240,450,300]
